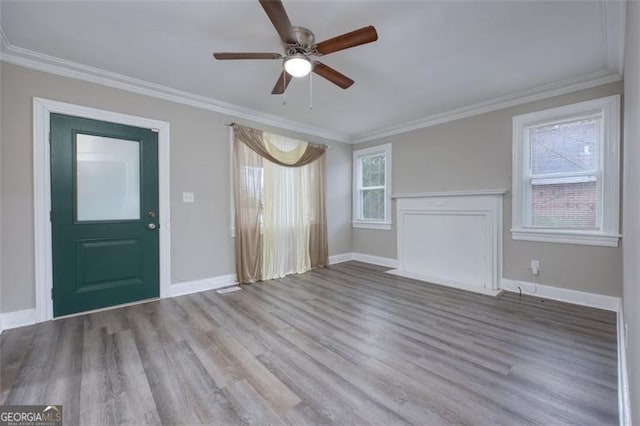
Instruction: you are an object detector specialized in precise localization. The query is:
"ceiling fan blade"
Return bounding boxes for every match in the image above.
[312,62,354,89]
[314,26,378,55]
[213,52,282,60]
[258,0,297,44]
[271,70,294,94]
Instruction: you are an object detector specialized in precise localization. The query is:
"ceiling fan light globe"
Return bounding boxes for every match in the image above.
[284,56,312,78]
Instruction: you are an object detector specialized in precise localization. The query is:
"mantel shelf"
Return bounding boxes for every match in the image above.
[392,189,508,199]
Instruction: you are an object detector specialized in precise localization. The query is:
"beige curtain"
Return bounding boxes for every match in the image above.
[233,139,264,284]
[308,154,328,269]
[233,124,328,284]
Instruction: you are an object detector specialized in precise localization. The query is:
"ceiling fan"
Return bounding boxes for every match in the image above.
[213,0,378,95]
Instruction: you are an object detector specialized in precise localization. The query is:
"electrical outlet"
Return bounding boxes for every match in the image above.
[530,260,540,276]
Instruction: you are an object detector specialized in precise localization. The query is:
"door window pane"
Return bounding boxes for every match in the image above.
[76,134,140,221]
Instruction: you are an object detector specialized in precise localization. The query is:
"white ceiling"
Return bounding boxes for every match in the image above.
[0,1,625,142]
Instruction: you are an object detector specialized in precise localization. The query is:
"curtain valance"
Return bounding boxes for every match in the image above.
[232,124,326,167]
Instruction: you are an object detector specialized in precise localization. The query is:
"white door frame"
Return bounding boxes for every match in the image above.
[33,97,171,322]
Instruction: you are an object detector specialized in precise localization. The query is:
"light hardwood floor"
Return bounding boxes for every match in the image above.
[1,261,618,425]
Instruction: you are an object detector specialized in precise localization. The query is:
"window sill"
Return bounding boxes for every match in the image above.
[352,221,392,230]
[511,228,620,247]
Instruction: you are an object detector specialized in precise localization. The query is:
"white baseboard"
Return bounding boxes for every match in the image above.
[328,253,354,265]
[1,308,37,332]
[500,278,621,312]
[169,274,237,298]
[352,253,398,268]
[329,252,398,268]
[387,269,503,297]
[617,306,631,426]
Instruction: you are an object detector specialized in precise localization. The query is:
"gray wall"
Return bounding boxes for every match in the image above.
[623,0,640,421]
[0,62,352,313]
[353,82,623,297]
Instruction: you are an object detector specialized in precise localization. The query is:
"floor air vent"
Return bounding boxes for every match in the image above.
[217,286,242,294]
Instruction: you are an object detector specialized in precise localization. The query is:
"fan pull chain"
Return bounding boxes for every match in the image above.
[309,69,313,110]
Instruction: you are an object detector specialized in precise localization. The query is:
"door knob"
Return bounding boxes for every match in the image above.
[148,223,157,230]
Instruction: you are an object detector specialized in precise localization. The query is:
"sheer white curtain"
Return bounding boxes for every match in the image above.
[262,133,311,280]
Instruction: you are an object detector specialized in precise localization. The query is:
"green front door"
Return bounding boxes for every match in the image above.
[51,113,159,317]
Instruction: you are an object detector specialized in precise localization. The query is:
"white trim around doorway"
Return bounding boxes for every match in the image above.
[33,98,171,323]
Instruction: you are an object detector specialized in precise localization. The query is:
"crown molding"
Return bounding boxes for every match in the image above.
[350,69,622,144]
[0,41,351,143]
[0,19,623,145]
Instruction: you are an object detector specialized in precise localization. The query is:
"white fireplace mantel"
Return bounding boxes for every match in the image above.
[392,189,508,199]
[388,190,507,296]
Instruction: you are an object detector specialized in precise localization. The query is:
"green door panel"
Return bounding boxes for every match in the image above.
[51,113,159,317]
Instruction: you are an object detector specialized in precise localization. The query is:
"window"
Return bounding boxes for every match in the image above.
[512,95,620,246]
[353,144,392,229]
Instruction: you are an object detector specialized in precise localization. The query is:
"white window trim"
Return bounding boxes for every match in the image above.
[511,95,621,247]
[352,143,392,230]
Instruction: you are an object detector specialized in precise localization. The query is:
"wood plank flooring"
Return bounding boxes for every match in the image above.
[0,261,618,425]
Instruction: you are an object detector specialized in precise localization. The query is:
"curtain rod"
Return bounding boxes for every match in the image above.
[226,122,332,150]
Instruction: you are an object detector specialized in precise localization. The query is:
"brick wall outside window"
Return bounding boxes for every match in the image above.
[531,181,597,228]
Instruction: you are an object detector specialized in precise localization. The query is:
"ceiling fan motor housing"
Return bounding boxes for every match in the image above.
[285,26,317,58]
[291,27,315,47]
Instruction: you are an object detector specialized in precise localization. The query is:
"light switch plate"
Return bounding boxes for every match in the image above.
[183,192,195,203]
